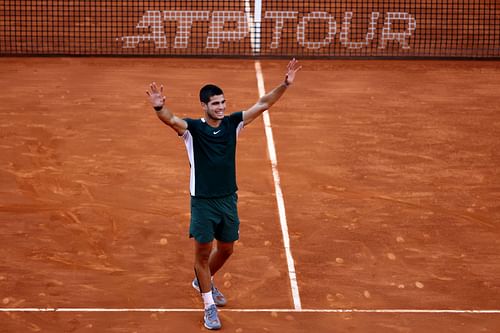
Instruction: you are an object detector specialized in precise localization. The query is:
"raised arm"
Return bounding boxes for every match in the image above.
[242,59,301,126]
[146,82,188,135]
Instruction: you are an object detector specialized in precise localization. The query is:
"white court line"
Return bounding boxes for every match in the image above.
[244,0,262,54]
[253,61,302,311]
[1,308,499,314]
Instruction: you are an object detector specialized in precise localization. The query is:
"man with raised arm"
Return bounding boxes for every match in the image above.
[146,59,301,330]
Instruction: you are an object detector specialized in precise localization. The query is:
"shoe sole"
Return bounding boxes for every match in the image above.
[204,322,222,330]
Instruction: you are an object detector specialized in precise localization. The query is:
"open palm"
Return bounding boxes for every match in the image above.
[285,58,302,85]
[146,82,166,107]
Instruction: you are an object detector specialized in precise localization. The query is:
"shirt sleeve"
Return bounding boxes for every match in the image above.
[229,111,243,126]
[182,118,196,138]
[184,118,195,129]
[229,111,244,136]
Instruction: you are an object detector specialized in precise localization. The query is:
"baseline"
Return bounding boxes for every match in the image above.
[2,308,499,314]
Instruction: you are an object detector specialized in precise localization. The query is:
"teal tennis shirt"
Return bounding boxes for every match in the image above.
[182,112,244,198]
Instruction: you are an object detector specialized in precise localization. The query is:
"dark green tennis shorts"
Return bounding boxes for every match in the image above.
[190,192,240,243]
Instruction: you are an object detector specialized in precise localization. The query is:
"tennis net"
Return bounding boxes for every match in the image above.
[1,0,499,58]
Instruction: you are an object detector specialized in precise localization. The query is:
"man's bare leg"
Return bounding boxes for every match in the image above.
[209,240,234,276]
[194,241,222,330]
[194,240,213,293]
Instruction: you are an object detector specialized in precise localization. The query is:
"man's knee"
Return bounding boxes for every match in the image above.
[217,242,234,258]
[195,241,213,264]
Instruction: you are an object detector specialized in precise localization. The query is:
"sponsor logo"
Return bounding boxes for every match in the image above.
[120,10,416,50]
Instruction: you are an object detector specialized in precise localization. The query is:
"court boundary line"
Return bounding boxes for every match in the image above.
[244,0,262,54]
[2,308,499,314]
[254,60,302,310]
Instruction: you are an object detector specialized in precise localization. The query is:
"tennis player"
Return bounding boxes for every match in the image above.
[146,59,301,330]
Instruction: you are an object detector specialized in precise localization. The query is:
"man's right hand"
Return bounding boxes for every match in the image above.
[146,82,166,109]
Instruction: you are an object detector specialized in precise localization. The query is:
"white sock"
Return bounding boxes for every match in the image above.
[202,291,215,309]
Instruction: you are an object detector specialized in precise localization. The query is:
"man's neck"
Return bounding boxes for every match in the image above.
[205,117,222,128]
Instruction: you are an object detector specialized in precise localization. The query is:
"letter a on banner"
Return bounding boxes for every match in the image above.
[120,10,167,49]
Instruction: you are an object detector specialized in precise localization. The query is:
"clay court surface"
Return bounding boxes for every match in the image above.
[0,57,499,332]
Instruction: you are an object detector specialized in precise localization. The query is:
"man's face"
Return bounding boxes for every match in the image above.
[203,94,226,121]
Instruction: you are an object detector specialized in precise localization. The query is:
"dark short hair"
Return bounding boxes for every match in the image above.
[199,84,224,103]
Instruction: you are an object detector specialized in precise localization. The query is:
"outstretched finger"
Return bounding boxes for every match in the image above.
[150,82,159,93]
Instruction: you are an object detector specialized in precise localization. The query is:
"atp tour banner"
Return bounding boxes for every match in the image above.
[0,1,498,57]
[119,10,416,53]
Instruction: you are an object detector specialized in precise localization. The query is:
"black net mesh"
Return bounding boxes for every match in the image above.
[1,0,499,58]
